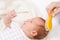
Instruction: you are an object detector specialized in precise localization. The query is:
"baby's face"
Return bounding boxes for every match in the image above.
[23,17,48,39]
[24,17,45,30]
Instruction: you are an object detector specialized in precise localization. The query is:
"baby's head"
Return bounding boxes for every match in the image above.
[22,17,48,39]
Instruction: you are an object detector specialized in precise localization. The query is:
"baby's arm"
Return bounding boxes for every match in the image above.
[4,10,16,28]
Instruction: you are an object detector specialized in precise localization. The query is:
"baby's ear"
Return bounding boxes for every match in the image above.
[31,31,37,37]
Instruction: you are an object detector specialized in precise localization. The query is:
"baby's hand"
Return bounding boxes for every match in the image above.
[4,10,16,28]
[7,10,16,19]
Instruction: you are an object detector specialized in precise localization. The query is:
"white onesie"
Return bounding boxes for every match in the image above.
[0,21,30,40]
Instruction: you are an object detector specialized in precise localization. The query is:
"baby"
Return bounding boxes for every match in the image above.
[22,17,48,39]
[4,10,48,39]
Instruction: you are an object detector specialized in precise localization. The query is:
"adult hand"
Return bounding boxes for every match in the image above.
[46,2,60,16]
